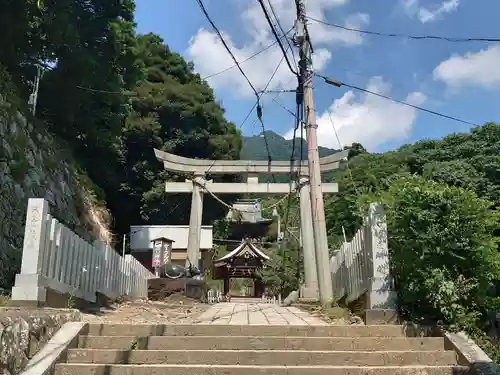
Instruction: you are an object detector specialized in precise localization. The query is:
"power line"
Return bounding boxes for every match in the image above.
[240,47,292,134]
[266,0,298,69]
[194,0,277,178]
[283,102,303,235]
[256,51,288,174]
[195,0,260,98]
[241,75,297,131]
[256,0,298,76]
[203,51,284,173]
[325,110,360,197]
[239,102,258,129]
[75,85,135,95]
[202,40,279,80]
[306,16,500,43]
[315,73,479,127]
[202,28,293,80]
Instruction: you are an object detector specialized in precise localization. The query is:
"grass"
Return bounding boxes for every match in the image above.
[295,301,355,323]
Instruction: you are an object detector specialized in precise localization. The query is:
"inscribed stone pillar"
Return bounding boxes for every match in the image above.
[299,176,319,300]
[186,174,204,268]
[364,203,397,309]
[11,198,51,304]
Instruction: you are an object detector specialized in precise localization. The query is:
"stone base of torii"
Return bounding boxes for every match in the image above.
[154,148,348,300]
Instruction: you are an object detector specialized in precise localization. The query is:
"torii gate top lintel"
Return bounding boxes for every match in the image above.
[153,148,348,175]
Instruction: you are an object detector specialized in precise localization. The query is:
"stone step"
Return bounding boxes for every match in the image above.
[87,324,406,337]
[66,349,458,366]
[55,364,472,375]
[79,335,447,351]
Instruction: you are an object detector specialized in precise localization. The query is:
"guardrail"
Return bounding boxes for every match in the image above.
[11,198,154,306]
[330,203,396,309]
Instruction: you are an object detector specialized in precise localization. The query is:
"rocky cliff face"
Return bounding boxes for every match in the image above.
[0,100,112,289]
[0,308,80,375]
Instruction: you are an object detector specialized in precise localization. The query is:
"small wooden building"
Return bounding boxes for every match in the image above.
[129,225,213,273]
[212,238,270,296]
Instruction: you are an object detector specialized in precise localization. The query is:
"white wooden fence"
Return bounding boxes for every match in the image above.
[331,229,366,303]
[329,203,396,309]
[11,198,154,305]
[207,289,223,304]
[261,294,282,305]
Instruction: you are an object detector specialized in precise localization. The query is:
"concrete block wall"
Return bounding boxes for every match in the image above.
[11,198,154,307]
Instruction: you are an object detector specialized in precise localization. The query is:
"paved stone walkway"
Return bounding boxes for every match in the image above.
[196,302,327,325]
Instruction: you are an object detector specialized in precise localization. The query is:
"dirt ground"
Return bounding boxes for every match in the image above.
[294,303,364,325]
[80,293,209,324]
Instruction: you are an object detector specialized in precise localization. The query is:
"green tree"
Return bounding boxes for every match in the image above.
[361,174,500,328]
[115,33,242,234]
[258,243,301,297]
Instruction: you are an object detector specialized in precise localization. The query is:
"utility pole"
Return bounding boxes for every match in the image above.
[28,64,42,116]
[122,233,127,257]
[294,0,334,304]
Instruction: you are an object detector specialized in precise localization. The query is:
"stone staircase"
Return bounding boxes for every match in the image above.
[54,324,472,374]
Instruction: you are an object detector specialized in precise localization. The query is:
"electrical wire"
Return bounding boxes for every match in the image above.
[27,62,134,95]
[195,0,288,177]
[193,178,294,213]
[306,15,500,43]
[195,0,260,99]
[202,28,293,80]
[202,41,279,80]
[195,0,280,174]
[255,50,290,176]
[239,102,258,129]
[325,110,361,197]
[75,85,134,95]
[256,0,298,76]
[315,73,479,127]
[266,0,298,69]
[282,102,303,238]
[236,47,292,183]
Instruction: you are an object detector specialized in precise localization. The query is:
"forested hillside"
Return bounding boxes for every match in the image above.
[0,1,241,257]
[241,131,337,161]
[326,122,500,244]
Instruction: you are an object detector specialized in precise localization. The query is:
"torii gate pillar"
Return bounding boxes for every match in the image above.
[299,175,319,300]
[186,174,204,268]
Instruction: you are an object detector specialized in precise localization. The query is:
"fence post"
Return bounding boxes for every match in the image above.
[365,203,396,310]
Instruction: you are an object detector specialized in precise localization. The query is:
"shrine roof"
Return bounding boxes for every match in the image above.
[215,239,270,263]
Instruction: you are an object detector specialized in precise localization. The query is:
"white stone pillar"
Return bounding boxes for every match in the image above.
[364,203,396,309]
[299,176,319,300]
[186,174,205,268]
[11,198,50,304]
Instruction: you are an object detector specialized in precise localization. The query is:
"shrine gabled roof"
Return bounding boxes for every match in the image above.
[215,239,270,263]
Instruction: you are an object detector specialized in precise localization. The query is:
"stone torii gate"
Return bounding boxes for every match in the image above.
[154,148,348,299]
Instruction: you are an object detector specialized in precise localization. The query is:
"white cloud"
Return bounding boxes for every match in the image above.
[283,77,426,151]
[402,0,459,23]
[433,45,500,89]
[188,0,370,98]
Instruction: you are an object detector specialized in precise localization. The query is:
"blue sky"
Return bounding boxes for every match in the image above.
[134,0,500,152]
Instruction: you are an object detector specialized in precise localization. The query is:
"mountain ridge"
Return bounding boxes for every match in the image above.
[241,130,338,161]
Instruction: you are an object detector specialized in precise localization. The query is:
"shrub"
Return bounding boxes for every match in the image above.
[364,174,500,330]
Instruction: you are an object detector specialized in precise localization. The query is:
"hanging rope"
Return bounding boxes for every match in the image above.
[192,178,296,213]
